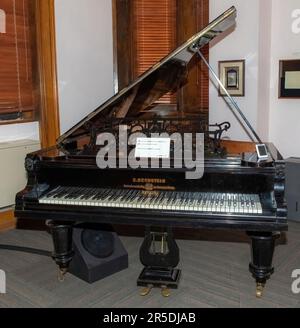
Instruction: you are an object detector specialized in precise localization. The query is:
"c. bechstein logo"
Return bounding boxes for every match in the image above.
[0,269,6,294]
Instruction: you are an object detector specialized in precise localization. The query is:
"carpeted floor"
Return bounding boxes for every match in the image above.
[0,222,300,308]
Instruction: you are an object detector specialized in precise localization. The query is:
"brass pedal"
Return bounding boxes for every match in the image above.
[256,283,265,298]
[140,285,153,297]
[161,285,171,298]
[58,268,67,282]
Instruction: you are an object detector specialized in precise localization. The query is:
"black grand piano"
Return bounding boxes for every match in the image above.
[15,7,287,298]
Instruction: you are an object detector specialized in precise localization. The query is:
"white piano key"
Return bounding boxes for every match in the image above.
[38,188,264,215]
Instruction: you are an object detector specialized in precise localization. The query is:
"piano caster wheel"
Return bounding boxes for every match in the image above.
[256,283,265,298]
[58,268,68,282]
[161,286,171,298]
[140,285,153,297]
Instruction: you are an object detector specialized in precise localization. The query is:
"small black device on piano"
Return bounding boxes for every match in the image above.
[15,6,287,298]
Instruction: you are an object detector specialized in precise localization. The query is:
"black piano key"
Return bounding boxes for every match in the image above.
[50,187,64,198]
[58,187,74,198]
[81,187,97,200]
[109,189,122,202]
[77,187,90,200]
[93,189,109,200]
[53,187,71,199]
[104,190,118,202]
[64,187,80,199]
[78,188,92,199]
[64,187,78,199]
[90,188,103,200]
[45,186,63,198]
[122,190,134,202]
[68,187,84,198]
[127,190,138,203]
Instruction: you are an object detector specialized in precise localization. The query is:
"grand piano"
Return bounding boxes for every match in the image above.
[15,6,287,298]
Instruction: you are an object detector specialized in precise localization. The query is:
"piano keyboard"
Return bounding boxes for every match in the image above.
[39,186,263,214]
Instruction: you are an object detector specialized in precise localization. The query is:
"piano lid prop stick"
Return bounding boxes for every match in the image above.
[195,49,274,161]
[195,49,262,145]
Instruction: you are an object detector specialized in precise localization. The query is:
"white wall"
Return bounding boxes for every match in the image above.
[257,0,272,141]
[209,0,260,142]
[210,0,300,158]
[269,0,300,158]
[54,0,114,134]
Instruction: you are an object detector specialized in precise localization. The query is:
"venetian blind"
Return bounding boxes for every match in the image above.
[0,0,36,120]
[133,0,177,104]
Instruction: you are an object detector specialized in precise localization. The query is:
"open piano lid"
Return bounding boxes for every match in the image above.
[57,6,237,147]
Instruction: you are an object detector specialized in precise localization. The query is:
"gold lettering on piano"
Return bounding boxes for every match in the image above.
[124,183,175,192]
[141,191,159,197]
[132,178,166,184]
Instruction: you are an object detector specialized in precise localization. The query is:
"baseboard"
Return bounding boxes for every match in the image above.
[0,209,16,231]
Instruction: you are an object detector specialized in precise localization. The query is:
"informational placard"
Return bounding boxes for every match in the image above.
[135,138,170,159]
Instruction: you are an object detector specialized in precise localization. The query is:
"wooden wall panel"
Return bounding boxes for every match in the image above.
[113,0,134,91]
[35,0,60,148]
[220,140,256,155]
[176,0,209,115]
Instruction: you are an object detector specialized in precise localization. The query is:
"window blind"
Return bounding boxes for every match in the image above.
[133,0,177,104]
[0,0,36,119]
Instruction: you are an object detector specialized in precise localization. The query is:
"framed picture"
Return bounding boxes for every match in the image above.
[218,60,245,97]
[279,60,300,98]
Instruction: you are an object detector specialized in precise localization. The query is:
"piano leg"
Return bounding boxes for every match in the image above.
[247,231,280,298]
[137,227,181,297]
[46,220,74,281]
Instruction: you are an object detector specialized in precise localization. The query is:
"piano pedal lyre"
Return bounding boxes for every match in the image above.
[255,283,265,298]
[138,228,181,297]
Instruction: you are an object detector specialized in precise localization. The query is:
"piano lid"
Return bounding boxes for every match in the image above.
[57,6,237,146]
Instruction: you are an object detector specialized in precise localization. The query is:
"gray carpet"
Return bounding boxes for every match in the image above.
[0,222,300,308]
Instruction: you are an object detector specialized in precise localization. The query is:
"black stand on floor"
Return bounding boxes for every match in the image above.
[137,227,181,296]
[247,231,280,297]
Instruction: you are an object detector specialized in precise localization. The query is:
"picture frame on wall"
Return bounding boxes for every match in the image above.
[218,60,245,97]
[279,60,300,98]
